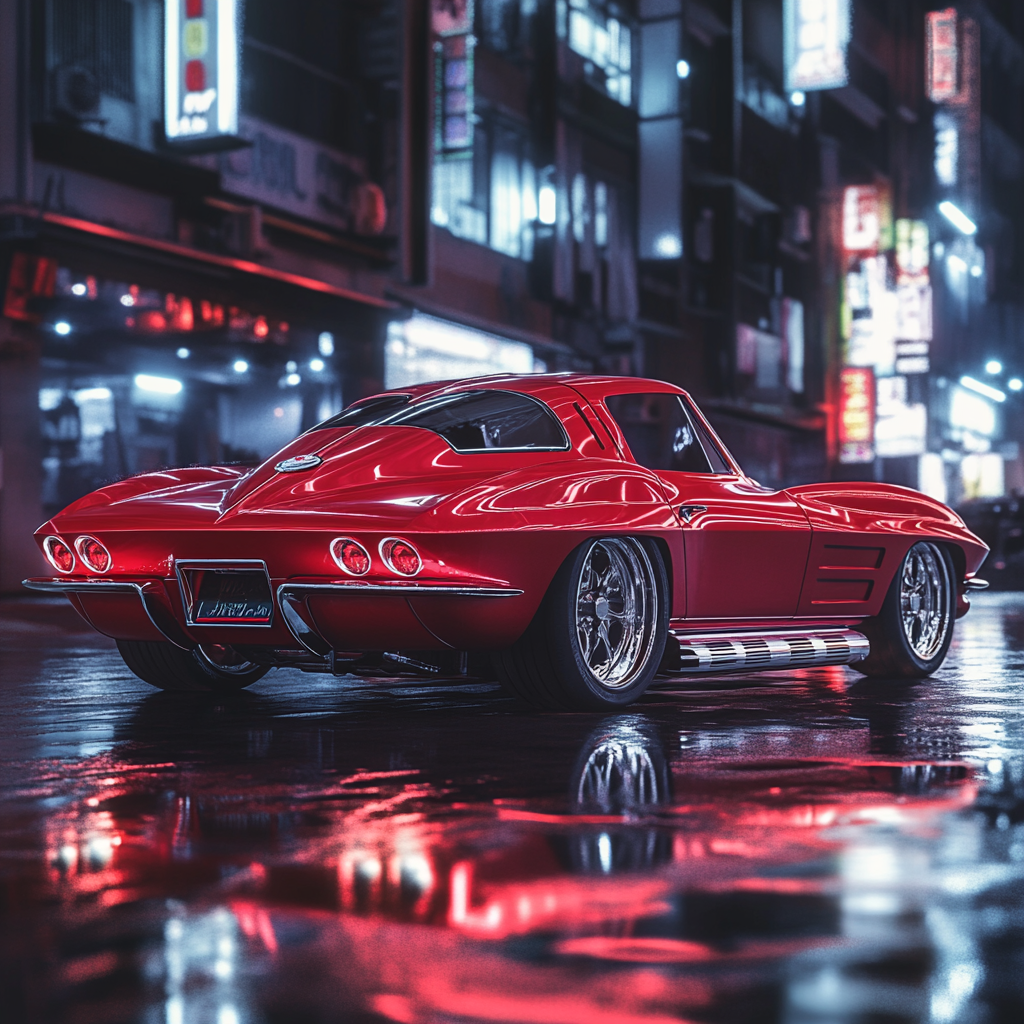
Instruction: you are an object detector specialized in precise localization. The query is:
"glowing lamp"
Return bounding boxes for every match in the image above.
[74,536,111,573]
[331,538,371,577]
[44,536,76,573]
[380,538,421,576]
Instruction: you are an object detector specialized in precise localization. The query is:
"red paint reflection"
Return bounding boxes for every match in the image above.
[32,721,976,1024]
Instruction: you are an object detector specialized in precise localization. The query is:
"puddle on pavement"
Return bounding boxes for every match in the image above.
[1,595,1023,1022]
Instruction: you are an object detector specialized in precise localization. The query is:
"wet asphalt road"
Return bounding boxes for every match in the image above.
[1,597,1023,1024]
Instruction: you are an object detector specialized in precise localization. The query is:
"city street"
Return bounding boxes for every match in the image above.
[1,594,1022,1024]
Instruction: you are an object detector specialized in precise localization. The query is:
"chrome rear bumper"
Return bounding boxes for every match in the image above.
[22,577,197,650]
[23,576,524,658]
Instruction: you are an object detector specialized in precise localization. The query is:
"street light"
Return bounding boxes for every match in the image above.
[960,375,1006,402]
[233,359,249,374]
[938,200,977,235]
[1009,378,1023,391]
[676,60,691,79]
[790,90,806,107]
[986,360,1003,375]
[135,374,182,395]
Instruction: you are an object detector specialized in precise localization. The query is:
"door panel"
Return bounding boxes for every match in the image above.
[658,474,813,619]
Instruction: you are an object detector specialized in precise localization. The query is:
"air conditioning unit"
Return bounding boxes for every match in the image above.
[52,65,101,121]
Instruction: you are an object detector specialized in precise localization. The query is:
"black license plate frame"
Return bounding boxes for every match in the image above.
[176,561,274,627]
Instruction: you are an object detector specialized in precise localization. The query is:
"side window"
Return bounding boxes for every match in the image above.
[383,390,568,451]
[683,400,732,473]
[604,393,715,473]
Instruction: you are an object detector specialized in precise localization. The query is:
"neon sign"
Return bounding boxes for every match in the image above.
[784,0,850,92]
[839,366,875,464]
[926,8,958,103]
[165,0,240,146]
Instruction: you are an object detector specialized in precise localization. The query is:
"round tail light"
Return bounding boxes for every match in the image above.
[380,537,421,576]
[74,535,111,573]
[330,537,371,576]
[43,536,76,573]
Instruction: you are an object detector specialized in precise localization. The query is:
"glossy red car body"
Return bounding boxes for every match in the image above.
[26,374,988,666]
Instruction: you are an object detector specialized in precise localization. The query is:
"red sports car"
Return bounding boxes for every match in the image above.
[25,374,989,709]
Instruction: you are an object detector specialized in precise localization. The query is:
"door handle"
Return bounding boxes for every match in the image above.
[678,504,707,524]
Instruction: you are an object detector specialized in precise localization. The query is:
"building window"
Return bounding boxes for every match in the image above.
[433,118,537,259]
[432,157,487,244]
[557,0,632,107]
[50,0,135,102]
[478,0,536,56]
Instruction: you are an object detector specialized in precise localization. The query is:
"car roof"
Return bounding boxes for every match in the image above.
[368,373,689,401]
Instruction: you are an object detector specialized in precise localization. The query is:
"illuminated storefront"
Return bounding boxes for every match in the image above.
[3,244,389,521]
[385,313,542,390]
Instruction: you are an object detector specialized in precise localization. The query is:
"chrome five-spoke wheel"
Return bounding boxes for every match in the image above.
[575,539,660,691]
[494,537,669,710]
[899,542,953,661]
[855,540,956,679]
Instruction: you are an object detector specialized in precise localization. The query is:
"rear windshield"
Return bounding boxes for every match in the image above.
[316,393,411,428]
[318,389,567,452]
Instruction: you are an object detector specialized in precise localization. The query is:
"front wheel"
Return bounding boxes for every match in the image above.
[854,541,955,678]
[494,537,669,710]
[117,640,270,692]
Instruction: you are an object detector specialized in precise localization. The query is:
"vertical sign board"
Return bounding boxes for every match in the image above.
[839,367,875,464]
[894,219,932,374]
[842,185,881,254]
[165,0,241,146]
[926,8,959,103]
[784,0,851,92]
[432,0,475,157]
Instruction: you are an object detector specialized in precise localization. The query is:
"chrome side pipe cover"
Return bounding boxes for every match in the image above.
[667,627,870,674]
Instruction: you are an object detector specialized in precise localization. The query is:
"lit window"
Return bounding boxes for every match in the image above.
[490,149,524,257]
[594,182,608,247]
[561,1,633,108]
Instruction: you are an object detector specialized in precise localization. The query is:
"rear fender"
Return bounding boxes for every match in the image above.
[418,463,683,617]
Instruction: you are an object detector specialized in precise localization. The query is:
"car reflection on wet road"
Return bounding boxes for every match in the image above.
[1,597,1022,1024]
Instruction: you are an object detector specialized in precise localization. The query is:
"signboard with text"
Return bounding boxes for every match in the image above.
[164,0,241,147]
[926,8,959,103]
[199,117,387,236]
[784,0,851,92]
[839,366,875,464]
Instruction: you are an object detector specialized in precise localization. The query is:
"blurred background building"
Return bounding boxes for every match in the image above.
[3,0,1024,589]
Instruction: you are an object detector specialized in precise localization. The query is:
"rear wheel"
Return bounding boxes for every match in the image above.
[117,640,270,692]
[494,537,669,710]
[854,541,955,678]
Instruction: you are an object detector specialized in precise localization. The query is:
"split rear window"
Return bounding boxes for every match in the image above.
[316,389,568,452]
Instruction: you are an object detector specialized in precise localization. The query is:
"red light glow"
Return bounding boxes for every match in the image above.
[381,538,421,576]
[185,60,205,92]
[74,536,111,573]
[331,538,371,576]
[43,536,75,573]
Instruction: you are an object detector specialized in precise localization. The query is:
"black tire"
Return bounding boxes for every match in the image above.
[853,541,956,678]
[116,640,270,692]
[494,537,669,710]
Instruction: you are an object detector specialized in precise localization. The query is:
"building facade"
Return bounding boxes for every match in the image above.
[4,0,1024,591]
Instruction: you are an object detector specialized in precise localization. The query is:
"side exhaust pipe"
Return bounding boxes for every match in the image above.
[665,628,869,675]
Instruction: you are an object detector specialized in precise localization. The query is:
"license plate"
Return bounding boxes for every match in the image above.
[191,569,273,624]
